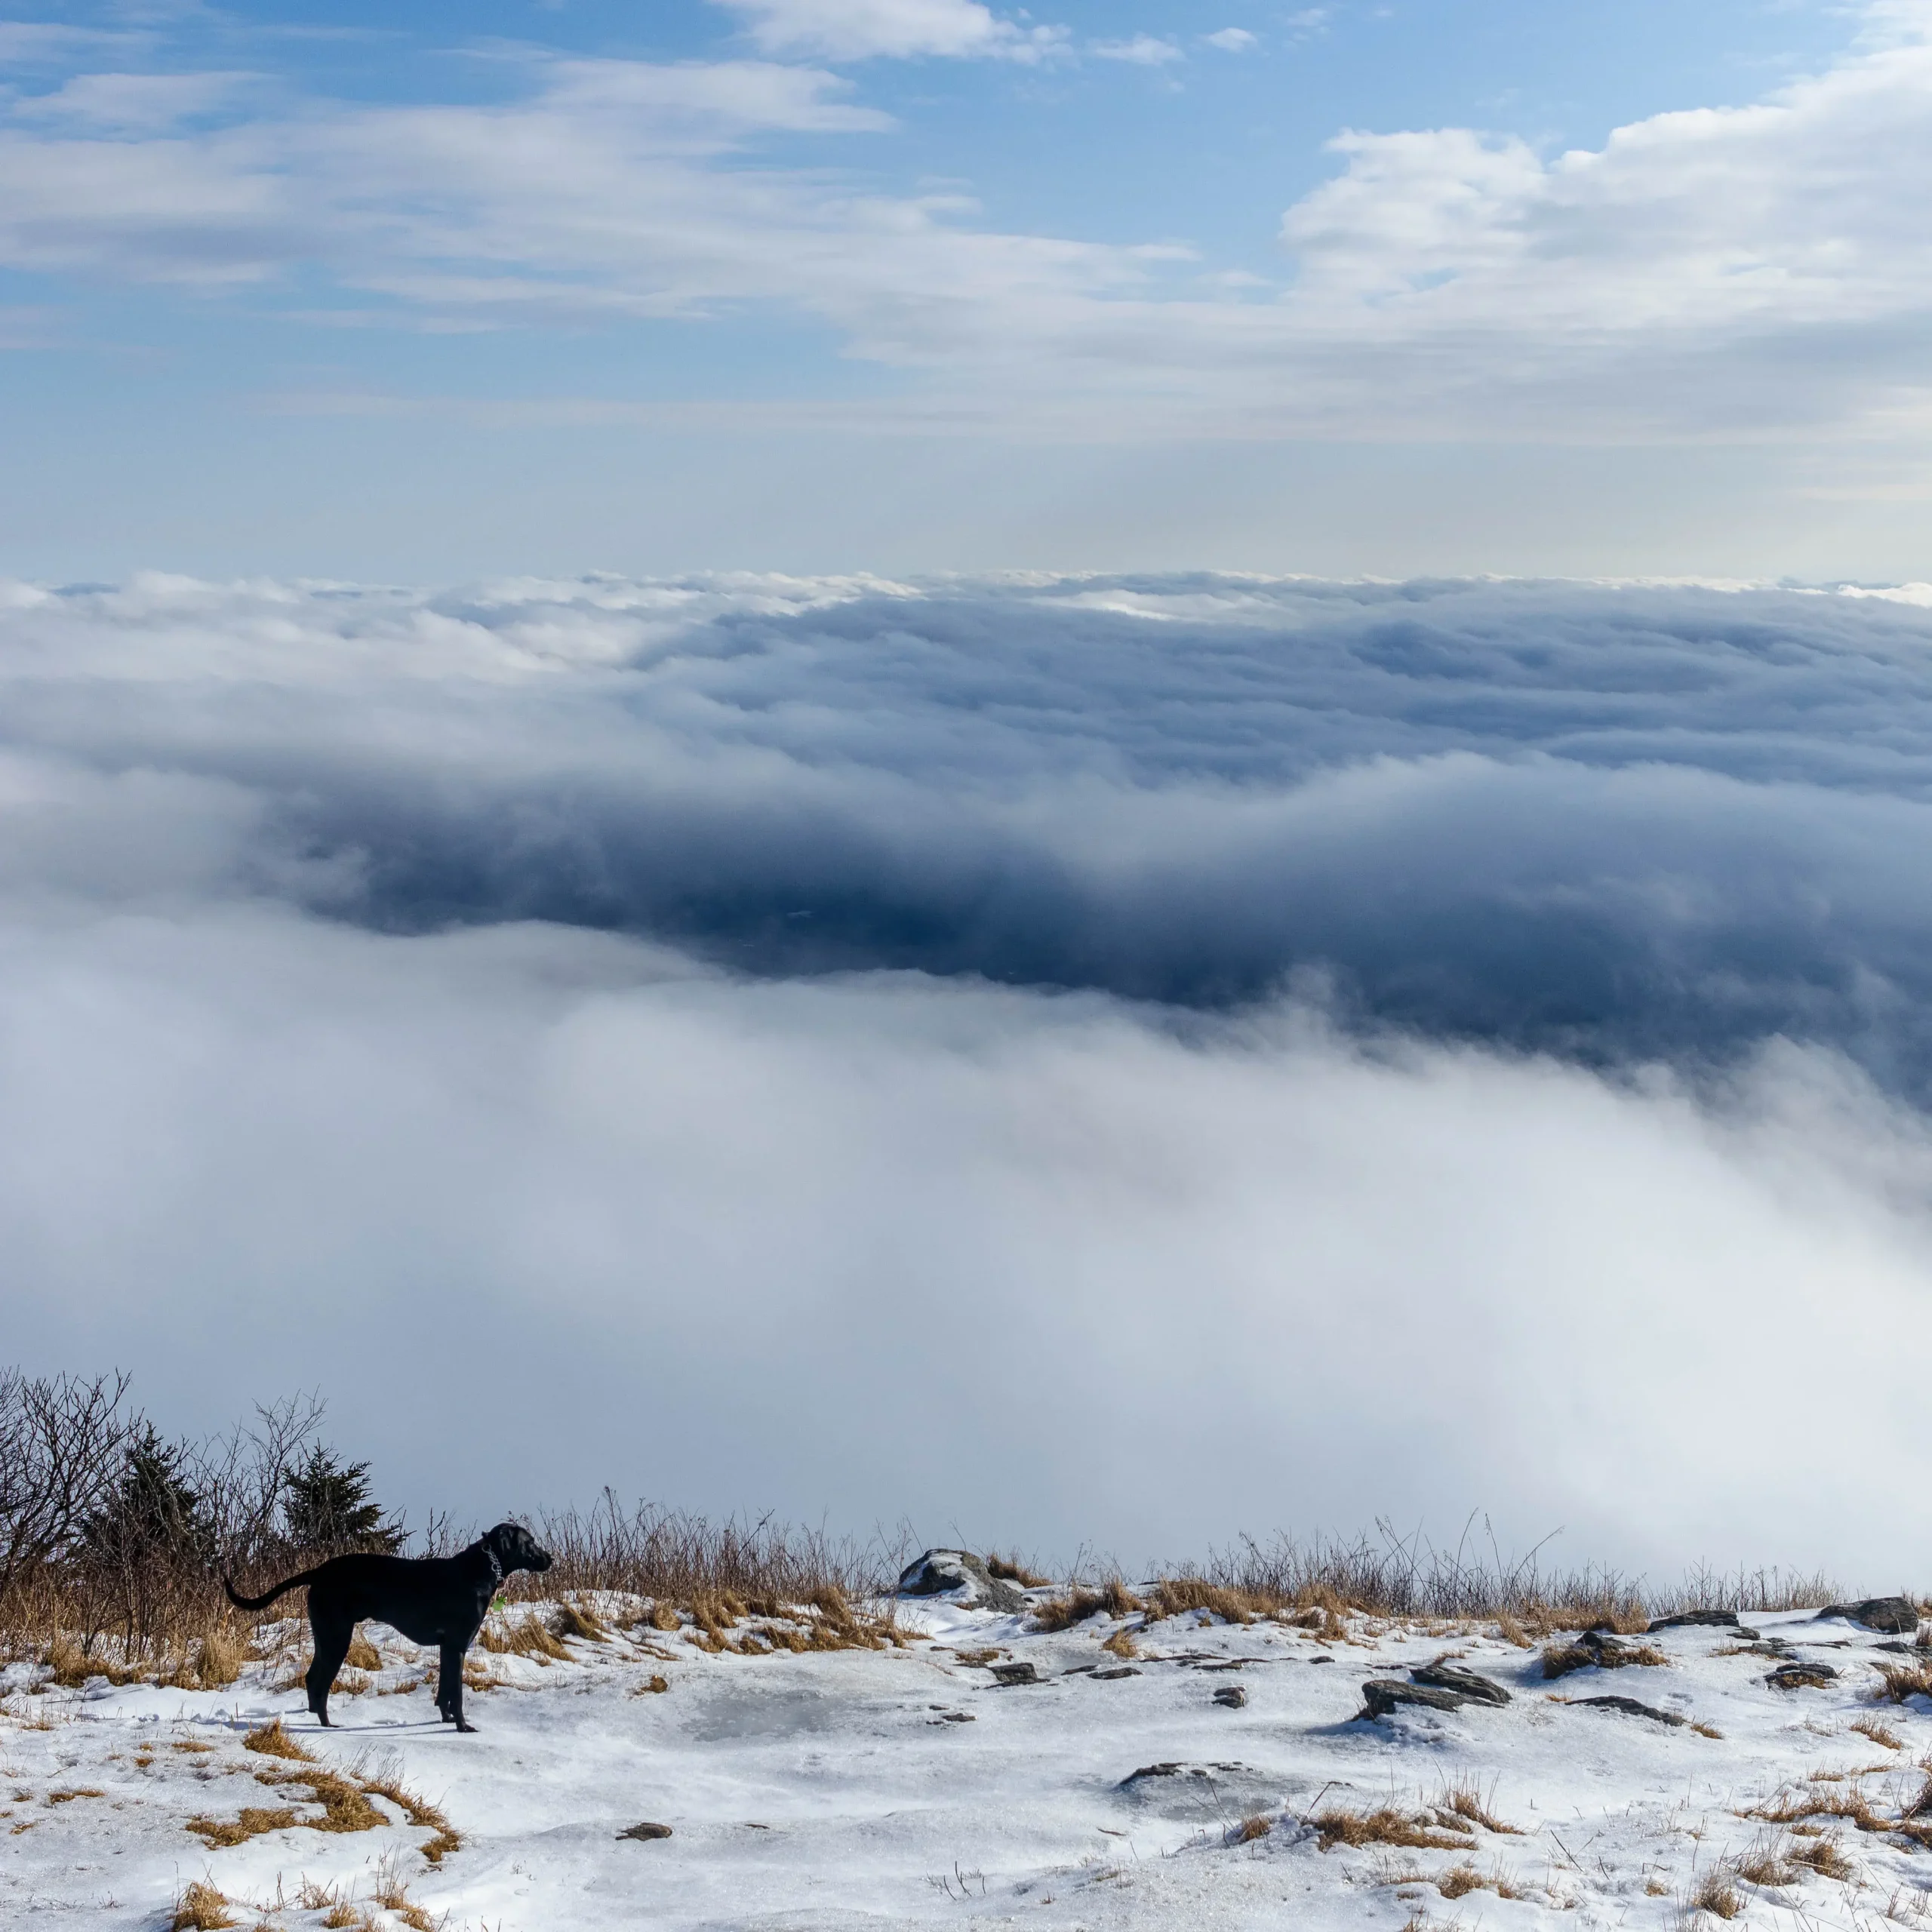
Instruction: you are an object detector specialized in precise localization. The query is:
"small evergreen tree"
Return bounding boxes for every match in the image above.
[281,1446,404,1555]
[82,1424,212,1564]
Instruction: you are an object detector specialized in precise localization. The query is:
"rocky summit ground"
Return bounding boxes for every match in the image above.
[2,1587,1928,1931]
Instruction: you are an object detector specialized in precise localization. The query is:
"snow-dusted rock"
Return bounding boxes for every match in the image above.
[1648,1607,1741,1631]
[1814,1595,1919,1635]
[1359,1678,1468,1719]
[895,1548,1028,1612]
[1410,1658,1512,1705]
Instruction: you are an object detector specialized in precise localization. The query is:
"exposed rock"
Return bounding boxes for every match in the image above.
[1814,1597,1920,1636]
[617,1821,673,1841]
[1411,1659,1512,1706]
[1213,1685,1247,1709]
[897,1549,1029,1614]
[1767,1663,1839,1690]
[1358,1679,1468,1720]
[1092,1667,1141,1680]
[1647,1610,1741,1632]
[1571,1696,1686,1727]
[1116,1761,1287,1819]
[989,1660,1040,1686]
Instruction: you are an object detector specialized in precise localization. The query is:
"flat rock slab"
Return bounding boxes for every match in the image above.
[1648,1610,1741,1632]
[1572,1696,1686,1727]
[1411,1659,1512,1706]
[1767,1663,1839,1690]
[617,1822,673,1841]
[1814,1597,1920,1636]
[1092,1667,1141,1680]
[1359,1679,1469,1719]
[897,1549,1029,1614]
[1213,1686,1247,1709]
[990,1661,1041,1686]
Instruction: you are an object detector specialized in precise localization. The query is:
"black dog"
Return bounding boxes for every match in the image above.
[223,1522,552,1732]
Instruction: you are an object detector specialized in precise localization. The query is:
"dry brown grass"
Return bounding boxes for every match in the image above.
[1494,1612,1532,1649]
[243,1718,312,1761]
[1692,1868,1744,1919]
[479,1613,570,1661]
[171,1881,237,1930]
[360,1770,462,1864]
[1144,1578,1262,1626]
[1313,1804,1473,1854]
[1732,1841,1795,1888]
[371,1851,441,1932]
[552,1601,609,1643]
[1874,1660,1932,1703]
[1032,1580,1145,1632]
[1100,1625,1139,1660]
[1789,1837,1856,1881]
[47,1786,104,1803]
[344,1635,381,1671]
[1851,1715,1903,1750]
[1229,1814,1272,1844]
[1435,1862,1527,1901]
[986,1554,1050,1588]
[1436,1777,1520,1835]
[1541,1637,1667,1679]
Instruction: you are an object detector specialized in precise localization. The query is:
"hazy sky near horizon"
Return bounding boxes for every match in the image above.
[5,0,1932,580]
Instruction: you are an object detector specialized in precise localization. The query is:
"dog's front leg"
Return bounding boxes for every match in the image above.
[439,1639,475,1731]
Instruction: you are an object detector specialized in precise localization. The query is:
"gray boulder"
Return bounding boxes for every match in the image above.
[1411,1659,1512,1706]
[1767,1662,1838,1690]
[1647,1609,1740,1632]
[1572,1696,1686,1727]
[897,1549,1029,1614]
[1359,1679,1468,1719]
[1814,1597,1919,1636]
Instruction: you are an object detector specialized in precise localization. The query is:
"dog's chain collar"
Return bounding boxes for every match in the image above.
[481,1543,505,1591]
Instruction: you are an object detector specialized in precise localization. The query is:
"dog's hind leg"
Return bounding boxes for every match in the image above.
[437,1639,475,1733]
[307,1611,354,1728]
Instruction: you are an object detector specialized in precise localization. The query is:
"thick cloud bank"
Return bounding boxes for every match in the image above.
[4,571,1931,1575]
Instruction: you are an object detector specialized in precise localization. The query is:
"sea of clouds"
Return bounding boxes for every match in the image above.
[4,571,1930,1580]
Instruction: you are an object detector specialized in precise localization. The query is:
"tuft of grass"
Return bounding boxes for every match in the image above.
[1541,1637,1667,1679]
[1435,1862,1527,1901]
[1494,1612,1532,1649]
[1229,1813,1272,1844]
[171,1881,237,1930]
[1850,1715,1903,1750]
[1873,1660,1932,1704]
[1145,1578,1260,1626]
[552,1601,609,1644]
[185,1805,300,1847]
[1032,1580,1144,1632]
[1101,1625,1140,1661]
[986,1554,1051,1588]
[1313,1805,1472,1854]
[372,1852,440,1932]
[1436,1777,1520,1835]
[243,1719,313,1762]
[478,1614,569,1661]
[1733,1841,1795,1888]
[1789,1837,1855,1881]
[1691,1868,1744,1920]
[344,1635,381,1671]
[360,1770,462,1864]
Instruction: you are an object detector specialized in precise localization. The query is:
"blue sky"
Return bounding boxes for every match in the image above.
[2,0,1927,578]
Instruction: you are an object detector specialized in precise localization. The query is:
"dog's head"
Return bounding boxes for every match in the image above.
[483,1521,554,1577]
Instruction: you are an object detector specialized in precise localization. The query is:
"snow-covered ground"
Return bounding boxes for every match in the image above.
[4,1592,1928,1931]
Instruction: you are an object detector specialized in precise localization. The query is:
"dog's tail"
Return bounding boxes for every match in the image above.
[223,1567,325,1613]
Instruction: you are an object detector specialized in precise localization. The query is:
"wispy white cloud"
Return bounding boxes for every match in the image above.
[1090,32,1185,64]
[710,0,1068,62]
[1202,27,1257,52]
[5,8,1932,438]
